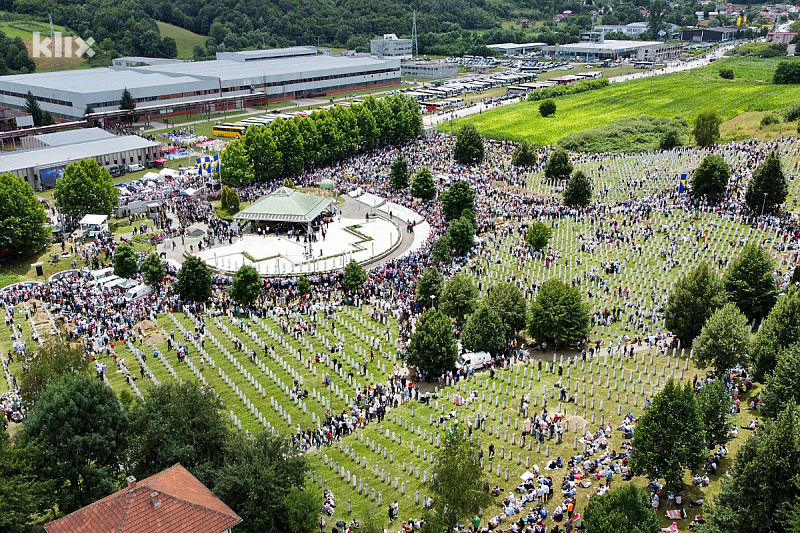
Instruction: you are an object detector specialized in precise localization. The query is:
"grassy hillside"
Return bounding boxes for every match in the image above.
[0,18,90,72]
[452,56,800,146]
[157,21,207,59]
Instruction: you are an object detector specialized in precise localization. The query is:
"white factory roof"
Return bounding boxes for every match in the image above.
[0,134,159,173]
[552,39,662,50]
[30,128,115,146]
[216,47,317,60]
[0,67,206,93]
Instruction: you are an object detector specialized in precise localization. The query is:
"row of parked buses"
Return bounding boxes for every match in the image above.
[212,101,359,138]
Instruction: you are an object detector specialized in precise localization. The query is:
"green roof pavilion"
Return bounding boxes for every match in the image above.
[234,187,333,231]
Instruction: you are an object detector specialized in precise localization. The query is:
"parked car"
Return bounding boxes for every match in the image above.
[126,163,145,172]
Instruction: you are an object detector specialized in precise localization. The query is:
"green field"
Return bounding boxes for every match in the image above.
[451,57,800,146]
[157,21,206,59]
[0,17,71,39]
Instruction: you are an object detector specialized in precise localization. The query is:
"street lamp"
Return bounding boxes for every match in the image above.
[761,192,768,217]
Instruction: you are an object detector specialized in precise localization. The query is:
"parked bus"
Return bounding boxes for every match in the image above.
[212,124,247,138]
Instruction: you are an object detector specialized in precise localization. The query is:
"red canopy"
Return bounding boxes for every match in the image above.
[154,157,168,163]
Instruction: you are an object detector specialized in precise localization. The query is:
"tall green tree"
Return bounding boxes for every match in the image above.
[745,150,788,214]
[630,379,705,494]
[544,148,573,180]
[692,154,731,201]
[525,221,551,252]
[563,169,593,207]
[416,268,443,310]
[220,139,255,186]
[0,172,50,254]
[528,279,590,346]
[665,263,727,344]
[411,167,437,201]
[271,118,304,175]
[648,0,667,36]
[486,282,527,339]
[296,116,321,168]
[583,484,659,533]
[119,87,136,110]
[244,125,281,180]
[453,124,484,165]
[704,402,800,533]
[431,236,453,265]
[24,91,42,126]
[461,303,506,355]
[773,60,800,84]
[539,99,556,117]
[352,103,378,151]
[140,253,165,290]
[297,276,311,297]
[230,264,262,306]
[446,216,477,255]
[750,288,800,380]
[761,344,800,418]
[0,427,53,533]
[692,302,750,376]
[693,108,722,147]
[512,140,537,167]
[389,153,410,192]
[17,342,88,411]
[126,381,230,487]
[175,255,213,302]
[220,185,240,213]
[342,259,367,293]
[113,243,138,278]
[214,431,319,533]
[440,181,475,222]
[407,309,458,374]
[23,374,128,513]
[426,431,493,533]
[53,159,120,220]
[439,273,478,328]
[723,243,777,321]
[696,379,734,448]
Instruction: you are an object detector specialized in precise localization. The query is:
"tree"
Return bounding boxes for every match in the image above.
[24,91,42,127]
[525,221,551,252]
[17,341,88,410]
[583,484,659,533]
[512,140,537,167]
[704,402,800,533]
[40,111,54,126]
[431,235,453,265]
[214,431,319,533]
[773,60,800,84]
[719,68,734,79]
[220,185,240,213]
[244,125,281,180]
[629,379,705,494]
[220,139,255,186]
[665,263,727,344]
[119,87,136,110]
[440,181,475,222]
[648,0,667,36]
[486,282,527,339]
[272,118,304,175]
[461,304,506,355]
[389,153,410,192]
[761,344,800,418]
[696,379,734,448]
[407,309,458,374]
[23,374,127,513]
[453,124,484,165]
[426,430,493,533]
[411,167,437,201]
[0,427,53,533]
[175,255,213,302]
[659,128,682,151]
[528,279,590,346]
[563,169,593,207]
[416,268,443,310]
[0,172,50,254]
[342,259,367,293]
[297,276,311,297]
[83,105,95,117]
[53,159,120,220]
[692,154,730,201]
[692,303,750,376]
[539,99,556,117]
[113,243,138,278]
[439,273,478,328]
[723,243,777,321]
[141,253,165,290]
[544,148,573,181]
[126,381,230,487]
[693,108,721,147]
[751,288,800,381]
[446,216,477,255]
[230,265,262,306]
[745,150,788,213]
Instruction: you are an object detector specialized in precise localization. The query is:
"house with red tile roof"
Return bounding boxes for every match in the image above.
[44,464,242,533]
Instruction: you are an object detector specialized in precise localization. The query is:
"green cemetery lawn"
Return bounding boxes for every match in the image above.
[450,56,800,145]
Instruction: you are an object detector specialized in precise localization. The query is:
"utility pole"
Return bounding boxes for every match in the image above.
[412,11,419,59]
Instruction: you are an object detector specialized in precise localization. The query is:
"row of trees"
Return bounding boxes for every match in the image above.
[220,95,422,185]
[3,364,316,533]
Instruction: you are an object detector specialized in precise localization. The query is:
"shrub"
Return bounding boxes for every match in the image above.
[774,60,800,84]
[785,103,800,122]
[539,99,556,117]
[528,78,609,101]
[559,115,689,153]
[719,68,734,79]
[761,113,782,127]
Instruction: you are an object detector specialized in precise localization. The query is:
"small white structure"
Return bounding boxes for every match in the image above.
[79,214,109,237]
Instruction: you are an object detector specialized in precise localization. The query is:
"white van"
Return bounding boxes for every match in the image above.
[455,351,494,371]
[125,284,152,300]
[126,163,145,173]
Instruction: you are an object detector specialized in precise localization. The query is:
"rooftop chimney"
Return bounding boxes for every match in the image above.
[126,476,137,488]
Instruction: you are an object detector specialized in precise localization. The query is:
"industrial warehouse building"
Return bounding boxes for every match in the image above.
[0,47,401,120]
[0,128,160,191]
[542,38,682,62]
[401,60,458,79]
